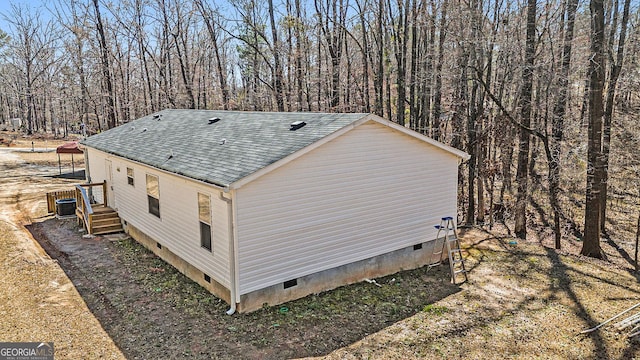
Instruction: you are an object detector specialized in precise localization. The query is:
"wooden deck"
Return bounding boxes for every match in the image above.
[47,182,124,236]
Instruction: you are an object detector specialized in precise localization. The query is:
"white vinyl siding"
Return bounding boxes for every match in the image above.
[85,148,230,287]
[234,121,460,294]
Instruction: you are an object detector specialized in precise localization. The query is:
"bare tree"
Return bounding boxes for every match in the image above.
[195,0,230,110]
[92,0,116,129]
[267,0,285,111]
[549,0,579,249]
[430,0,448,141]
[315,0,348,111]
[600,0,631,234]
[2,4,60,134]
[582,0,606,258]
[514,0,537,240]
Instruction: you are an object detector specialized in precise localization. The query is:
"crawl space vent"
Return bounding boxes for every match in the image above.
[283,279,297,289]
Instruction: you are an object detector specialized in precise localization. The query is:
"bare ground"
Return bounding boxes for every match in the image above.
[2,144,640,359]
[0,147,123,359]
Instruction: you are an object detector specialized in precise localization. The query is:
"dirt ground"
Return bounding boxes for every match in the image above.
[2,141,640,359]
[0,147,123,359]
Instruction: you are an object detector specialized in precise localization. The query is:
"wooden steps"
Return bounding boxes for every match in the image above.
[90,206,123,235]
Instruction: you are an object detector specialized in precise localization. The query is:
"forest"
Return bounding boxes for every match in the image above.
[0,0,638,260]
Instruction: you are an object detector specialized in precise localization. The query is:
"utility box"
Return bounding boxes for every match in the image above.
[56,198,77,217]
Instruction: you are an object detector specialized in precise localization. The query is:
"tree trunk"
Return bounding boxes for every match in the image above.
[356,0,371,113]
[430,0,448,141]
[407,0,418,130]
[581,0,606,258]
[93,0,117,129]
[195,0,230,110]
[549,0,579,249]
[373,0,385,117]
[389,0,410,125]
[268,0,285,111]
[514,0,537,239]
[600,0,631,233]
[635,207,640,271]
[295,0,305,111]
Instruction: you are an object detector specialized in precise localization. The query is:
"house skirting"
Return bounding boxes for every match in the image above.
[124,221,442,313]
[237,239,441,313]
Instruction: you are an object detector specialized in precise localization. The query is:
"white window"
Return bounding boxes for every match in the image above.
[198,193,212,251]
[146,174,160,218]
[127,167,134,186]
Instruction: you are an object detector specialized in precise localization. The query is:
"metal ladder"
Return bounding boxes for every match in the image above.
[430,216,468,285]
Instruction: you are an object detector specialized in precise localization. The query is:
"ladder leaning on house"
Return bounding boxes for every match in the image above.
[429,216,468,285]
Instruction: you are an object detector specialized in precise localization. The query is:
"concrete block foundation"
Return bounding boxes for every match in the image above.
[237,239,441,313]
[124,221,443,313]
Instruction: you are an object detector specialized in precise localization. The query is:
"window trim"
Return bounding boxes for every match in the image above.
[198,193,212,252]
[126,167,134,186]
[146,174,160,218]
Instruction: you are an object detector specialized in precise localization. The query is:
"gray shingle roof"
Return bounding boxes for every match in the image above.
[81,110,369,187]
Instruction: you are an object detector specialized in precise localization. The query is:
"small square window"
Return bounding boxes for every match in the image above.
[127,167,134,186]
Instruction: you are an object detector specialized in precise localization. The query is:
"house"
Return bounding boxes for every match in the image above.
[80,110,469,313]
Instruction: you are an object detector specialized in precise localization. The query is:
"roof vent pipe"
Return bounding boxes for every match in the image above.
[208,117,221,124]
[290,121,306,131]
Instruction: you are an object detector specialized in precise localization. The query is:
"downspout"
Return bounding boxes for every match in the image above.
[219,190,236,315]
[84,147,91,183]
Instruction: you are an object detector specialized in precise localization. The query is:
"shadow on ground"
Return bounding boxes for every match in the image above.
[27,218,459,359]
[47,169,85,180]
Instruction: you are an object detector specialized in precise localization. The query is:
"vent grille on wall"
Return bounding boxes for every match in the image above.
[283,279,297,289]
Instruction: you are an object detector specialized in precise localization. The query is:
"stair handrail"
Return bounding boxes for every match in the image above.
[75,184,94,233]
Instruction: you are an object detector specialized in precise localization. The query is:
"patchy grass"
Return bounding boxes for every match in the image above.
[322,229,640,359]
[27,219,640,359]
[422,304,450,315]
